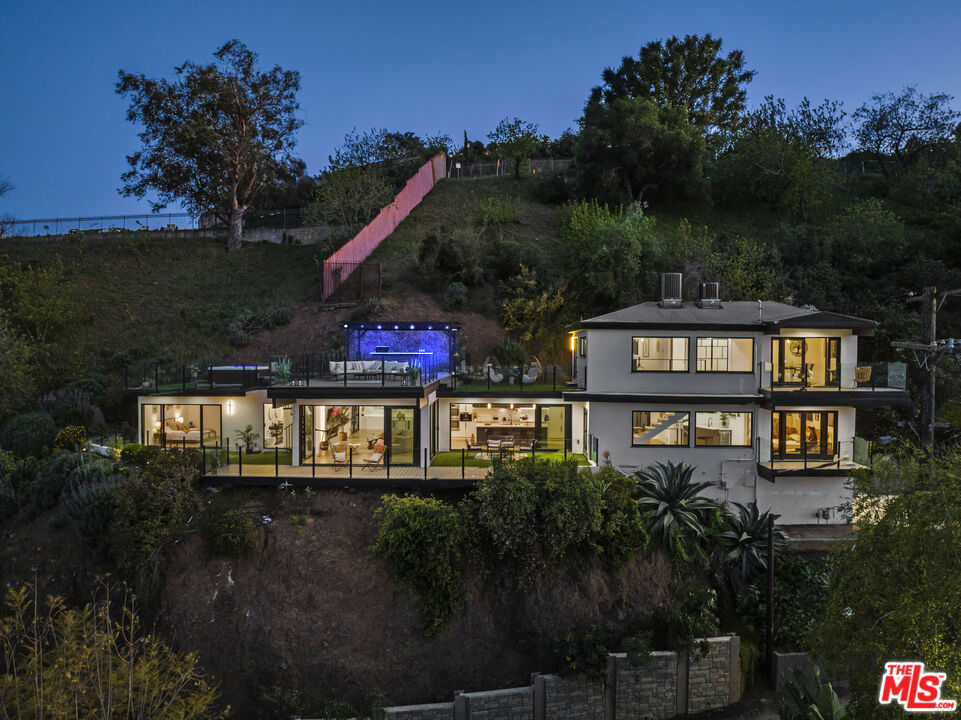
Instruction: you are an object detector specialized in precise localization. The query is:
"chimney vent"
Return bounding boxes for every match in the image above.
[658,273,683,308]
[696,282,722,309]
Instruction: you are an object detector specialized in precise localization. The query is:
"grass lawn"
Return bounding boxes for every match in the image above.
[217,449,292,466]
[449,381,582,394]
[430,451,589,467]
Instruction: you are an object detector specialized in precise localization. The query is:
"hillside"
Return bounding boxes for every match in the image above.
[0,486,674,717]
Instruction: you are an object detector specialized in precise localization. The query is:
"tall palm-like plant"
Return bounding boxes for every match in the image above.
[719,502,787,584]
[633,461,719,560]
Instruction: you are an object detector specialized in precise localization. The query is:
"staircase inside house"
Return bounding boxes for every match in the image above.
[634,412,687,445]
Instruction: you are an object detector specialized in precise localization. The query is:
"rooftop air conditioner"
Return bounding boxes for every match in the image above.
[658,272,683,308]
[696,281,722,309]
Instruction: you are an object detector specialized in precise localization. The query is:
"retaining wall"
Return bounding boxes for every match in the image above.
[380,636,741,720]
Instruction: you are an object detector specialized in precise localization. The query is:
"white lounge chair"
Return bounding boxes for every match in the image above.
[485,364,504,383]
[521,365,540,384]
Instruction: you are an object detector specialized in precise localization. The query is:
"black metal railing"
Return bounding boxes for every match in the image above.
[445,363,575,392]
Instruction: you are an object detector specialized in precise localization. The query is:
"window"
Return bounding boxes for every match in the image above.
[632,337,689,372]
[579,337,587,358]
[772,411,837,458]
[696,338,753,372]
[264,404,292,449]
[772,338,840,387]
[632,411,690,446]
[141,403,221,447]
[694,412,752,447]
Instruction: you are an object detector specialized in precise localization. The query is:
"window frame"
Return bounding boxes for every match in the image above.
[695,337,755,374]
[693,411,754,448]
[631,410,691,447]
[771,336,841,388]
[630,336,690,373]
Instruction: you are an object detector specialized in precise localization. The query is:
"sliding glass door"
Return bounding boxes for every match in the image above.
[299,404,417,466]
[772,411,837,459]
[772,338,840,387]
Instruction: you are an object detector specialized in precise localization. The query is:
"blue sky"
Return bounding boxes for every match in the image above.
[1,0,959,219]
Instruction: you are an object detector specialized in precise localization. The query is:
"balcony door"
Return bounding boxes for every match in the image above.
[772,338,840,387]
[772,411,837,459]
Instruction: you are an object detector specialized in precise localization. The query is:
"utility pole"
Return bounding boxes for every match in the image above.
[892,286,961,449]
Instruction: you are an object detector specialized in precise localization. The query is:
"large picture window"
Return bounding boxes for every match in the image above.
[632,337,689,372]
[141,403,222,448]
[696,338,754,372]
[772,411,837,459]
[694,411,752,447]
[632,411,690,446]
[772,338,840,387]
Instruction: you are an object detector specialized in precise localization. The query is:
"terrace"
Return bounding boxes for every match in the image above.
[756,435,872,480]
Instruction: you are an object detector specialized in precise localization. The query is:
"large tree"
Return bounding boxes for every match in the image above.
[590,34,755,137]
[576,95,707,205]
[487,117,540,179]
[853,86,960,179]
[117,40,302,251]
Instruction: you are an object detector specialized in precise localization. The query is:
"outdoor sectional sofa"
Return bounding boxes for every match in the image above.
[328,360,410,379]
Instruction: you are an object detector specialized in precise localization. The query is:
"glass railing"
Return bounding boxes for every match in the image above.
[759,436,872,472]
[760,361,907,391]
[445,364,575,392]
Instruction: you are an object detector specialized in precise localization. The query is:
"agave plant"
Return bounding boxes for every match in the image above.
[776,660,846,719]
[719,502,788,583]
[633,461,719,560]
[273,356,292,383]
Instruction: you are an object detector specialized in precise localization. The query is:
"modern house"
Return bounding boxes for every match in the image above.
[132,274,908,528]
[132,321,587,470]
[567,273,909,527]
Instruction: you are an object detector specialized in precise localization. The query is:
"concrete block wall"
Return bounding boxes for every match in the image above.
[382,702,454,720]
[612,651,677,719]
[380,636,741,720]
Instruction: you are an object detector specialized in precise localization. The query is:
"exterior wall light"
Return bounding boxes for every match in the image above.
[226,400,235,415]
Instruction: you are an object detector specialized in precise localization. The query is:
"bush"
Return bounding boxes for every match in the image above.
[18,450,83,519]
[120,443,163,466]
[553,623,609,681]
[224,316,252,347]
[264,306,293,329]
[441,282,467,310]
[39,387,104,428]
[593,466,649,563]
[53,425,88,451]
[468,458,604,576]
[63,478,120,546]
[372,495,466,636]
[203,507,258,556]
[492,337,527,367]
[0,411,57,458]
[110,454,197,591]
[651,587,719,657]
[0,450,34,520]
[478,196,517,225]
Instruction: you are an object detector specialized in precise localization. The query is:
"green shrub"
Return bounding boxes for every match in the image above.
[224,314,253,347]
[39,387,104,428]
[110,454,197,591]
[372,495,465,636]
[0,411,57,459]
[203,507,258,556]
[651,587,719,657]
[592,466,650,563]
[478,196,517,225]
[492,338,527,367]
[63,478,120,545]
[0,450,35,519]
[119,443,163,466]
[774,553,835,651]
[553,623,609,681]
[441,282,468,310]
[17,451,83,519]
[776,660,846,720]
[53,425,88,451]
[468,458,605,576]
[264,306,293,329]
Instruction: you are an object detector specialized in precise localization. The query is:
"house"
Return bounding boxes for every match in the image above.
[566,273,909,527]
[132,321,588,470]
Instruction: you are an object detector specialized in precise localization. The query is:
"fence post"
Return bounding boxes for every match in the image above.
[519,364,523,390]
[424,448,428,481]
[487,365,491,391]
[532,439,536,461]
[461,448,465,479]
[386,448,390,479]
[154,364,159,390]
[564,438,568,460]
[275,446,279,477]
[237,444,243,477]
[202,446,207,475]
[349,447,353,478]
[553,366,556,391]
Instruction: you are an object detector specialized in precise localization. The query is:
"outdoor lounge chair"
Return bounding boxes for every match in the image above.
[364,443,385,470]
[521,365,540,384]
[331,443,349,469]
[485,364,504,383]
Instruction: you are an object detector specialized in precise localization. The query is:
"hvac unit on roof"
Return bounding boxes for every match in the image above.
[696,281,722,309]
[658,272,683,308]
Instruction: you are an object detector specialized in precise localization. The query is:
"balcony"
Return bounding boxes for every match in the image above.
[757,436,871,481]
[759,361,910,407]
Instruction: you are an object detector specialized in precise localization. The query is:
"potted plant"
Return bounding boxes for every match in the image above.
[273,356,292,383]
[326,406,351,441]
[404,365,421,385]
[235,424,261,454]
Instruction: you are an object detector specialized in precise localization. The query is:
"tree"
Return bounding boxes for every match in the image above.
[500,265,567,355]
[813,448,961,717]
[487,117,540,179]
[714,96,846,219]
[853,86,960,180]
[576,96,707,205]
[591,34,755,137]
[0,176,13,239]
[0,580,222,719]
[117,40,302,251]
